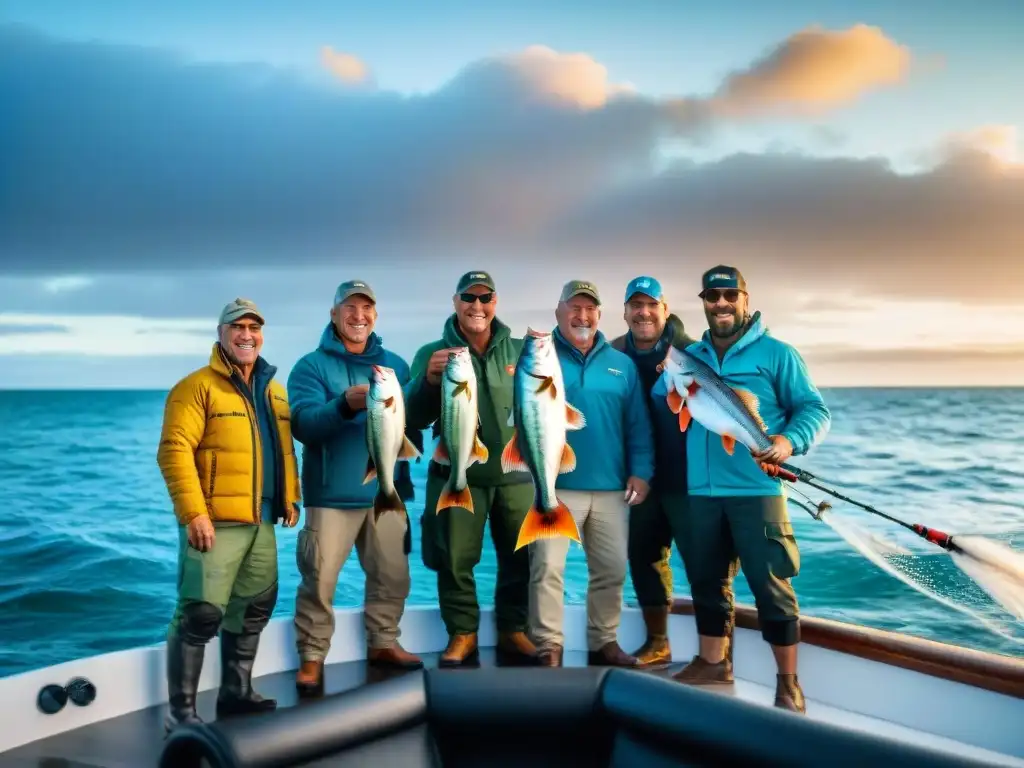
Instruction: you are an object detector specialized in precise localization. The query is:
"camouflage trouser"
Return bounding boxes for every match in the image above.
[671,495,801,647]
[627,490,677,608]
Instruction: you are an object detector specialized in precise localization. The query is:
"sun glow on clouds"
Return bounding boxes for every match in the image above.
[0,314,216,356]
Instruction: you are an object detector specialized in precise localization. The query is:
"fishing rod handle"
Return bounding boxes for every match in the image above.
[761,464,800,483]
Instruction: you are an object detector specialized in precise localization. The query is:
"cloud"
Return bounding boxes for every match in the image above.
[320,46,372,87]
[0,313,216,356]
[0,22,912,274]
[708,24,912,117]
[550,145,1024,302]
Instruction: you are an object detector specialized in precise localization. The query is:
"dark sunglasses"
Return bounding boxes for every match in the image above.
[701,288,743,303]
[459,292,494,304]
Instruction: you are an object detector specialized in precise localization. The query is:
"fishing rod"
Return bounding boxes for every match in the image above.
[765,463,960,552]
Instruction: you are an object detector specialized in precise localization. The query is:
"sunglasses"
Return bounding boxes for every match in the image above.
[701,288,743,303]
[459,292,494,304]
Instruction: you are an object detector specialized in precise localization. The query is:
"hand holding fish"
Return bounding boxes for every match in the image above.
[344,383,370,411]
[752,435,793,465]
[624,476,649,506]
[425,348,462,385]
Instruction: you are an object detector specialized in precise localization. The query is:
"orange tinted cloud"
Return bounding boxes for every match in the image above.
[711,24,912,116]
[320,46,372,85]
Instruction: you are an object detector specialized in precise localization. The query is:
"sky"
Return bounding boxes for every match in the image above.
[1,0,1023,388]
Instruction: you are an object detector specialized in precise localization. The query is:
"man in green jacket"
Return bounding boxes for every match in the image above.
[405,271,540,667]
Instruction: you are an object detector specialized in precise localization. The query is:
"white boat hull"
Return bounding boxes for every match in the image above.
[1,603,1022,764]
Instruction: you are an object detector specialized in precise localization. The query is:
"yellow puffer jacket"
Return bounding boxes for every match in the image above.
[157,343,301,526]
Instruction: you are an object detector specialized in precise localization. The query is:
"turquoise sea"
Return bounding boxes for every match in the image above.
[1,387,1022,678]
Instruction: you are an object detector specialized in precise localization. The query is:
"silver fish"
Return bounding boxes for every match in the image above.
[662,345,771,457]
[501,328,586,551]
[363,365,421,520]
[434,347,489,514]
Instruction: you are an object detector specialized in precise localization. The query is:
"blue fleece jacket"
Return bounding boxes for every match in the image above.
[668,311,831,497]
[552,328,654,492]
[286,324,412,510]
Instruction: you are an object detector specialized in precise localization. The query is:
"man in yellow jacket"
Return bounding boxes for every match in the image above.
[157,298,302,732]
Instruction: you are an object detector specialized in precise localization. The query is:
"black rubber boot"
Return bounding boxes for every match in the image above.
[216,630,278,718]
[164,634,206,733]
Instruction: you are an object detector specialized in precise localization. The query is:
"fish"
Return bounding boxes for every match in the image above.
[661,345,772,458]
[363,365,422,521]
[500,328,587,551]
[433,347,489,514]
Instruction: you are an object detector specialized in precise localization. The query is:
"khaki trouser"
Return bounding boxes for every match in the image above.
[528,490,629,651]
[294,506,411,660]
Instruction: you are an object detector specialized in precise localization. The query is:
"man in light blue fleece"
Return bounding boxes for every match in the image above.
[287,280,425,696]
[668,265,831,716]
[528,280,655,668]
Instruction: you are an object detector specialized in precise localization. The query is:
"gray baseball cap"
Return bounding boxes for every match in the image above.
[559,279,601,305]
[333,279,376,305]
[218,298,265,325]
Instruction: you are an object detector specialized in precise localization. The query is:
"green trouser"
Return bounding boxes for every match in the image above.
[421,473,534,635]
[669,495,801,647]
[168,522,279,644]
[627,489,676,608]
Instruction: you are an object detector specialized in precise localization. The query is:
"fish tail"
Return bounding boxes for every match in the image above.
[514,498,580,551]
[436,482,474,515]
[373,486,406,522]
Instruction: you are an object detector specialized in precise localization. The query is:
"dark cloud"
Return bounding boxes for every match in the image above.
[1,23,915,276]
[549,150,1024,302]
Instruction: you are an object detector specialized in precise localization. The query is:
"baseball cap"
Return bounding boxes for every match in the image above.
[333,279,376,305]
[219,298,265,325]
[699,265,747,297]
[559,279,601,305]
[455,271,496,293]
[624,275,664,303]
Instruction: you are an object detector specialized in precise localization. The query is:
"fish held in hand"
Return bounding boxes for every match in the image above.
[501,328,586,551]
[364,365,421,521]
[434,347,489,514]
[661,345,771,458]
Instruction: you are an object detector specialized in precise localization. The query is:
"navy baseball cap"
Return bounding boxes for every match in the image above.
[699,265,747,297]
[624,276,664,303]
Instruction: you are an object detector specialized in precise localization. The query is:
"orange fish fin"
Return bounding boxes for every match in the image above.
[362,455,377,484]
[537,376,557,399]
[472,434,490,465]
[436,484,474,515]
[432,440,451,466]
[454,381,470,401]
[558,442,577,474]
[398,435,421,460]
[501,431,529,473]
[565,403,586,430]
[514,500,582,551]
[730,387,766,429]
[686,381,700,397]
[383,396,395,410]
[666,387,684,415]
[373,488,406,522]
[721,434,736,455]
[678,404,692,432]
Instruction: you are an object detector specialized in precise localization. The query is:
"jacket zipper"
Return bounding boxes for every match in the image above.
[230,372,261,525]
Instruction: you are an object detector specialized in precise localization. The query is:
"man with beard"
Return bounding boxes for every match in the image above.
[669,266,830,715]
[405,271,541,667]
[528,280,654,668]
[288,280,424,698]
[157,298,302,732]
[609,276,695,668]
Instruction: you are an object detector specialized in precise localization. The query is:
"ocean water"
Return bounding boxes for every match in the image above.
[1,387,1022,679]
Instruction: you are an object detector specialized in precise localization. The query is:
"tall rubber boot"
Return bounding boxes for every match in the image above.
[216,629,278,717]
[164,634,206,733]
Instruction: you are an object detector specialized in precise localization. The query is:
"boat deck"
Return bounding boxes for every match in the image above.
[2,649,1021,768]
